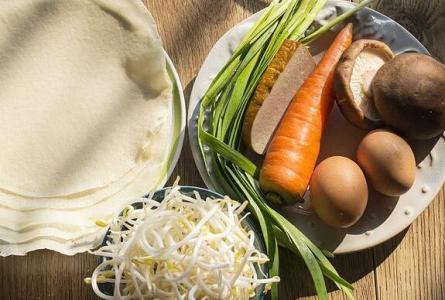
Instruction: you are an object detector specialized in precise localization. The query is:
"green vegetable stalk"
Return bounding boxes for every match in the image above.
[197,0,373,299]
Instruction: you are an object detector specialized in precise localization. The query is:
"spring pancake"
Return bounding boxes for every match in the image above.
[0,0,173,255]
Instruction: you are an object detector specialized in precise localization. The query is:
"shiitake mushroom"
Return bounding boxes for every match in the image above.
[334,39,394,129]
[372,53,445,139]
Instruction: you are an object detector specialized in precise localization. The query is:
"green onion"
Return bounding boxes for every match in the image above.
[302,0,375,44]
[197,1,372,299]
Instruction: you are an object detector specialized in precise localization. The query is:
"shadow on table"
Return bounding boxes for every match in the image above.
[279,228,409,298]
[233,0,269,13]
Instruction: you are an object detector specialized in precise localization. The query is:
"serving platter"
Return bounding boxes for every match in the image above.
[162,53,186,187]
[188,0,445,253]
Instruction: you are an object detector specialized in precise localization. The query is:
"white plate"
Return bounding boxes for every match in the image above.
[188,1,445,253]
[162,52,186,186]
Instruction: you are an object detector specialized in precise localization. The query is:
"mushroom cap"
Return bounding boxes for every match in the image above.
[372,53,445,139]
[334,39,394,129]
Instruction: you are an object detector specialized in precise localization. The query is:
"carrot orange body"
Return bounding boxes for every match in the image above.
[259,24,353,205]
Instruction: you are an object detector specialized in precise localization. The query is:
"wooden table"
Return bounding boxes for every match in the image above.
[1,1,444,299]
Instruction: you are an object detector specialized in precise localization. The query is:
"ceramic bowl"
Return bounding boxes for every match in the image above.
[97,185,268,299]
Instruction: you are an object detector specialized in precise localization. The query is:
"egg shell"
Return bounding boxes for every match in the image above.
[310,156,369,228]
[356,129,416,196]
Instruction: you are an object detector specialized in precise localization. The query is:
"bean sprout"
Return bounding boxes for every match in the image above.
[87,186,279,299]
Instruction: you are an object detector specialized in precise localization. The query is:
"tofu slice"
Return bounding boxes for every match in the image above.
[250,44,316,154]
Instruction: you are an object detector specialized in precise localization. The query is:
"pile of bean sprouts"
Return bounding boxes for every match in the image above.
[87,186,280,299]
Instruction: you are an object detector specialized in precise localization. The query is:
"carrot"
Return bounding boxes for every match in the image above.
[259,24,353,205]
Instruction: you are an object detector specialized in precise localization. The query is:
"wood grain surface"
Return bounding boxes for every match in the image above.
[0,1,444,299]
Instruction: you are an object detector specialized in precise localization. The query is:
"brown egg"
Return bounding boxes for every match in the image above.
[357,129,416,196]
[310,156,368,228]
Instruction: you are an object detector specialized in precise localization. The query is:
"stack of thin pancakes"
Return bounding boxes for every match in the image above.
[0,0,173,255]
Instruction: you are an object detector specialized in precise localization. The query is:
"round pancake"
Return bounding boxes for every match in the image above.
[0,0,173,255]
